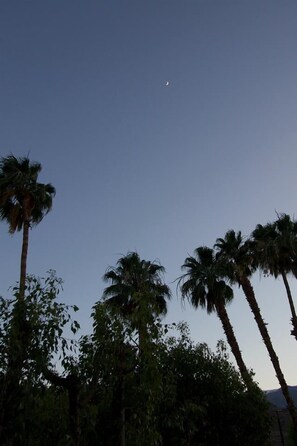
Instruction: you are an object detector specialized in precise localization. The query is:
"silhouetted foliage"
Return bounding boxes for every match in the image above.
[0,277,270,445]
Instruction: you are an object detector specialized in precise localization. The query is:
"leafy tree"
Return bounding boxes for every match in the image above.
[0,155,55,300]
[215,229,297,434]
[179,246,253,389]
[0,272,79,445]
[78,301,137,446]
[158,324,271,446]
[77,310,270,446]
[0,272,78,373]
[252,214,297,338]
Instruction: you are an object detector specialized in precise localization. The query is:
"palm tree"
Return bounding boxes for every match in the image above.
[102,252,171,352]
[215,230,297,433]
[0,155,55,444]
[179,246,253,389]
[0,155,56,299]
[252,214,297,338]
[102,252,171,446]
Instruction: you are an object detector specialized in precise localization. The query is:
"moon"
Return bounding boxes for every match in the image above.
[165,81,170,86]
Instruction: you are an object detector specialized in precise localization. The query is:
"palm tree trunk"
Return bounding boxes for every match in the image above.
[68,378,80,446]
[42,367,81,445]
[19,219,30,300]
[138,318,149,364]
[239,274,297,433]
[111,374,124,446]
[1,214,31,442]
[0,300,30,444]
[280,270,297,339]
[120,402,126,446]
[215,301,253,390]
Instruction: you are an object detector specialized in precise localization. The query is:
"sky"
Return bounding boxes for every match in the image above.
[1,0,297,390]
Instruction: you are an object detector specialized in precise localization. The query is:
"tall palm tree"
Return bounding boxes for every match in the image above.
[0,155,55,444]
[102,252,171,352]
[0,155,55,299]
[179,246,253,389]
[215,230,297,432]
[252,214,297,338]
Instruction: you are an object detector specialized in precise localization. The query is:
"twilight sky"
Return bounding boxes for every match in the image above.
[1,0,297,389]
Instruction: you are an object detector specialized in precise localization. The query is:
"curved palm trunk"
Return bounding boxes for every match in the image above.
[215,301,253,390]
[280,270,297,339]
[19,219,30,300]
[239,274,297,433]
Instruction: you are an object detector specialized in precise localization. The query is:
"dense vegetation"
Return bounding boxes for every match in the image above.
[0,274,270,445]
[1,155,296,445]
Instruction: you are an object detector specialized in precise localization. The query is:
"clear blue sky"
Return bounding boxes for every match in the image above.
[1,0,297,390]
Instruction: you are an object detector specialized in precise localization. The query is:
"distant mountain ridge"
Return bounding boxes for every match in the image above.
[265,385,297,408]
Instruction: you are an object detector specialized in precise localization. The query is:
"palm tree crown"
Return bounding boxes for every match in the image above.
[215,230,255,282]
[179,246,233,313]
[252,214,297,338]
[256,214,297,273]
[0,155,55,233]
[102,252,171,328]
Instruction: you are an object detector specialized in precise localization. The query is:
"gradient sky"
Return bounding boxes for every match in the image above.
[1,0,297,389]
